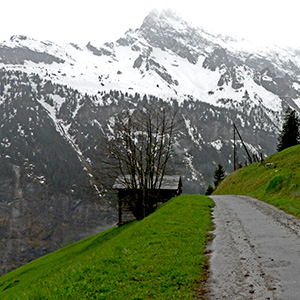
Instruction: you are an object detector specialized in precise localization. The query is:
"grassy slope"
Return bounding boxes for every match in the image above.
[0,195,214,300]
[214,145,300,217]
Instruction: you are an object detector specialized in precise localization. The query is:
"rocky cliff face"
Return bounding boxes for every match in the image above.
[0,9,300,274]
[0,183,114,275]
[0,70,116,275]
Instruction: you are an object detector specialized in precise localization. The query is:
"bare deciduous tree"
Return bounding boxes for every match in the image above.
[99,103,179,220]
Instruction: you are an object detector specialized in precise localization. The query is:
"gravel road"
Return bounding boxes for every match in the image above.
[207,195,300,300]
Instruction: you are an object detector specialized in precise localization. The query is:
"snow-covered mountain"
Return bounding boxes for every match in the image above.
[1,10,299,112]
[1,9,300,274]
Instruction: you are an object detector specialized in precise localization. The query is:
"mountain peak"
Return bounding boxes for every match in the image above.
[146,8,183,21]
[135,9,201,64]
[141,9,189,33]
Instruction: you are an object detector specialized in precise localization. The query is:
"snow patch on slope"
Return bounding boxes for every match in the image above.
[211,140,223,151]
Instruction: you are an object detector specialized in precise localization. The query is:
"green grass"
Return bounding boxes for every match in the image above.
[0,195,214,300]
[214,144,300,217]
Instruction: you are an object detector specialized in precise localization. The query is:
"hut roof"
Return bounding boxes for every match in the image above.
[113,175,182,190]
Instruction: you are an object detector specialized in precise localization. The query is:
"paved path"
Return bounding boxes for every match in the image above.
[208,195,300,300]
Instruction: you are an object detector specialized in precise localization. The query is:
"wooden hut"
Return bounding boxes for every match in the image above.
[113,175,182,224]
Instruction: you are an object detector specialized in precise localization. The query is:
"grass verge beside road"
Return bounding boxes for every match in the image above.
[214,145,300,217]
[0,194,214,299]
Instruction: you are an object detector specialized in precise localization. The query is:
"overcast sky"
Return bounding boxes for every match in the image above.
[1,0,299,48]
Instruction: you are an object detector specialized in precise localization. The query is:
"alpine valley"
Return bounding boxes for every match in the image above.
[1,9,300,274]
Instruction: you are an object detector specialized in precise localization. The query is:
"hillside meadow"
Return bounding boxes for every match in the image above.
[214,145,300,217]
[0,194,214,299]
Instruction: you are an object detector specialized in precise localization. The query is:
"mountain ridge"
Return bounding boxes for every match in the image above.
[1,9,299,113]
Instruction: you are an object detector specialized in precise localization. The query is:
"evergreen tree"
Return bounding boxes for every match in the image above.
[277,108,300,152]
[205,184,214,195]
[213,164,226,188]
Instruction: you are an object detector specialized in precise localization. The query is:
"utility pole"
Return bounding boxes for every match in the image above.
[233,123,253,168]
[233,123,237,171]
